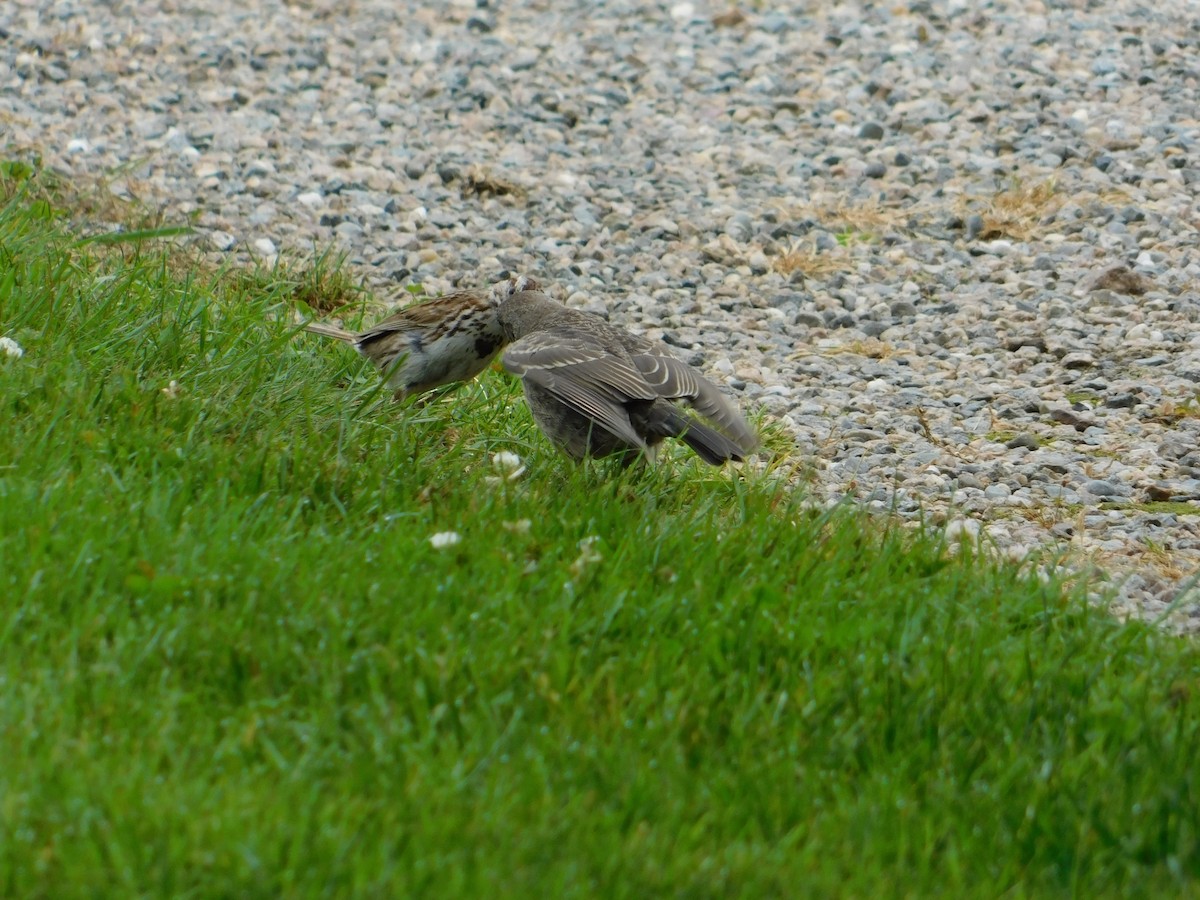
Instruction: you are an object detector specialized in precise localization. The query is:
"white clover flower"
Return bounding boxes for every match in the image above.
[161,379,181,398]
[0,336,24,359]
[569,535,603,577]
[491,451,526,481]
[429,531,462,550]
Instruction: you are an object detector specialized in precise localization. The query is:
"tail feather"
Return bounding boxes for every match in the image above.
[650,405,746,466]
[679,419,747,465]
[303,321,356,343]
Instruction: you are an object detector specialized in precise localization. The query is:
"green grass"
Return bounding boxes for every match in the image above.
[1134,502,1200,516]
[2,174,1199,896]
[1066,391,1101,408]
[986,429,1033,446]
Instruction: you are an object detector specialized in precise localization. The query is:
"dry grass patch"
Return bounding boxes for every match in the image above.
[221,248,388,338]
[263,248,368,315]
[768,198,917,278]
[970,178,1063,241]
[803,336,895,360]
[772,239,850,277]
[824,198,912,235]
[461,165,526,201]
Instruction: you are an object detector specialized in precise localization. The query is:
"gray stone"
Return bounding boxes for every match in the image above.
[1005,434,1039,450]
[1083,480,1131,498]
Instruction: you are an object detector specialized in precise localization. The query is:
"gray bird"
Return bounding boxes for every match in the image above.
[496,288,757,465]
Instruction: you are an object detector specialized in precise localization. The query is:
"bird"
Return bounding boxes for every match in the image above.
[496,287,757,465]
[303,276,538,399]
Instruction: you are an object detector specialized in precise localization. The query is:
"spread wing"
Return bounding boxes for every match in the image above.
[503,332,657,449]
[631,352,758,452]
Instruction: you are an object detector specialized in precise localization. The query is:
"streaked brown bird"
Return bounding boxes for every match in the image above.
[496,287,757,465]
[303,277,537,399]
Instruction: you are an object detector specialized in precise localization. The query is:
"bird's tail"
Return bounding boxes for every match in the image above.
[303,321,356,342]
[653,406,747,466]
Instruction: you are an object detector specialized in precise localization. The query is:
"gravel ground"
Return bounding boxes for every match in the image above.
[3,0,1199,629]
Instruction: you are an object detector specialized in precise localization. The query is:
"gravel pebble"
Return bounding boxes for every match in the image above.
[4,0,1199,631]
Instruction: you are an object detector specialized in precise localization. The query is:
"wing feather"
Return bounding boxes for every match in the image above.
[521,366,646,449]
[503,334,654,449]
[631,353,757,450]
[503,334,657,403]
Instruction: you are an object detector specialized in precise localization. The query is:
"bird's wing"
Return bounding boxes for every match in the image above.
[632,352,758,451]
[354,291,489,344]
[503,334,658,402]
[503,333,655,449]
[354,310,424,344]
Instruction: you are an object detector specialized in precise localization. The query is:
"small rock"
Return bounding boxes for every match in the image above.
[1104,392,1139,409]
[1005,434,1039,450]
[1145,483,1177,502]
[1049,408,1094,431]
[1159,438,1192,460]
[945,518,982,543]
[209,230,236,251]
[1091,265,1152,295]
[1004,335,1047,352]
[844,429,885,443]
[724,212,755,243]
[712,8,746,26]
[670,2,696,21]
[1125,323,1161,342]
[858,122,885,140]
[1083,480,1127,498]
[1061,351,1095,370]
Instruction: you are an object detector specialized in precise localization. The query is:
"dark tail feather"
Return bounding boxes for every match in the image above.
[681,420,747,465]
[651,406,747,466]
